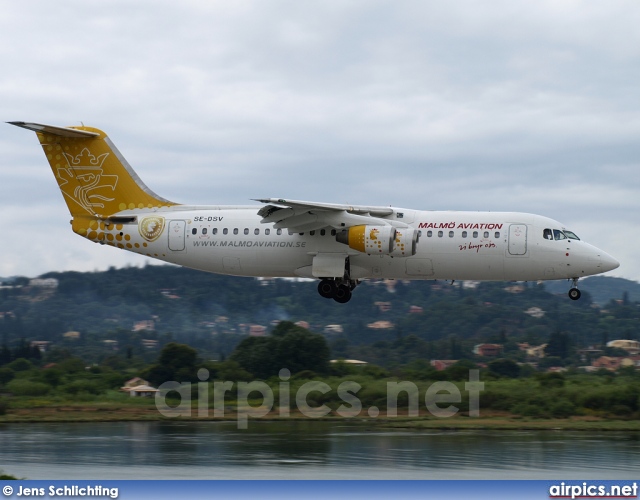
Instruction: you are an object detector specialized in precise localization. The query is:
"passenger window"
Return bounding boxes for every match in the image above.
[310,230,315,236]
[543,228,553,240]
[244,228,249,235]
[427,230,432,237]
[191,228,197,235]
[202,228,208,235]
[331,229,336,236]
[254,228,259,235]
[438,231,443,237]
[265,229,270,235]
[213,228,217,235]
[223,228,228,235]
[233,228,239,235]
[449,231,454,238]
[495,232,500,238]
[288,230,294,236]
[554,229,567,240]
[277,229,282,235]
[462,231,467,238]
[320,229,326,236]
[473,231,478,238]
[484,231,489,238]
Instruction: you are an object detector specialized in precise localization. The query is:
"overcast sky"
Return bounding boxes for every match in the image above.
[1,1,638,283]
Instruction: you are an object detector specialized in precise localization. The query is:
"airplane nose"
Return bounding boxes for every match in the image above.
[601,252,620,273]
[586,246,620,274]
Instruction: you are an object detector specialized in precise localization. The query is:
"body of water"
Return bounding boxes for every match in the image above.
[0,421,638,479]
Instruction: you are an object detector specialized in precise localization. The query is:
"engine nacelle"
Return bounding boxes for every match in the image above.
[391,228,419,257]
[336,225,396,255]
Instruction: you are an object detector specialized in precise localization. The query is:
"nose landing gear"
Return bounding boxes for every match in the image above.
[568,278,581,300]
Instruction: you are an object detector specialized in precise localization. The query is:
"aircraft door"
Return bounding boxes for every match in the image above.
[508,224,527,255]
[168,220,186,251]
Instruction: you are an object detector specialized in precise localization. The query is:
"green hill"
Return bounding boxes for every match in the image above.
[0,265,637,364]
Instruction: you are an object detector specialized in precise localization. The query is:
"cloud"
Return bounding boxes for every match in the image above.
[0,0,636,281]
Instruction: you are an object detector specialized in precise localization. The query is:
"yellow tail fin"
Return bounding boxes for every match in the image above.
[10,122,177,218]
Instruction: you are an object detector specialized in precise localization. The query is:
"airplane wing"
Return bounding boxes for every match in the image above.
[253,197,405,233]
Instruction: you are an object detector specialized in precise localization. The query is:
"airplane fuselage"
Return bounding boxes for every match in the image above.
[87,206,616,284]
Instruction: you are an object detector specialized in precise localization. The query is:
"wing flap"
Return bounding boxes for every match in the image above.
[254,198,401,232]
[253,198,393,217]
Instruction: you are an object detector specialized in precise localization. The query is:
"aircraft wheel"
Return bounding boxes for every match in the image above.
[333,285,352,303]
[318,279,336,299]
[568,288,581,301]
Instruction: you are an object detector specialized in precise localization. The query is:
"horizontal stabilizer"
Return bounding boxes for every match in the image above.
[8,121,99,138]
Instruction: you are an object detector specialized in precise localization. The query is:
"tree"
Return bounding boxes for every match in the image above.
[546,330,572,359]
[143,342,199,385]
[29,345,42,361]
[7,358,32,372]
[0,367,15,385]
[0,345,10,366]
[57,357,85,373]
[488,358,520,378]
[230,337,273,378]
[215,360,253,381]
[449,336,463,359]
[230,322,330,379]
[329,336,350,359]
[537,371,565,388]
[272,325,330,375]
[443,359,478,381]
[41,368,63,387]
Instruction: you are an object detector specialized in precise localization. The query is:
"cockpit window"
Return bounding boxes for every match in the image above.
[563,230,580,240]
[544,228,579,241]
[553,229,567,240]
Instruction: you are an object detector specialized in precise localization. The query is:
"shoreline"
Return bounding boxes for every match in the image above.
[2,405,640,431]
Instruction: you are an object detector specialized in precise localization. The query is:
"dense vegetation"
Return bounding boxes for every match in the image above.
[1,321,640,421]
[0,265,639,368]
[1,266,639,421]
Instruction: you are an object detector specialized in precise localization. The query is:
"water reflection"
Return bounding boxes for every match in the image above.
[0,421,638,479]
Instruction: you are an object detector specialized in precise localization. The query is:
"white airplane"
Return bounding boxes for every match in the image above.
[10,122,619,303]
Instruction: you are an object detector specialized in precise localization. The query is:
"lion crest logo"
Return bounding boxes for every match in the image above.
[59,148,118,215]
[139,216,165,242]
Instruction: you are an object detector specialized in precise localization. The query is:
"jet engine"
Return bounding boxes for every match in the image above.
[336,225,419,257]
[391,228,419,257]
[336,225,396,255]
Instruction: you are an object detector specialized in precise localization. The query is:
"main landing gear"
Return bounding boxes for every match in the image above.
[316,255,358,303]
[568,278,581,301]
[317,278,358,303]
